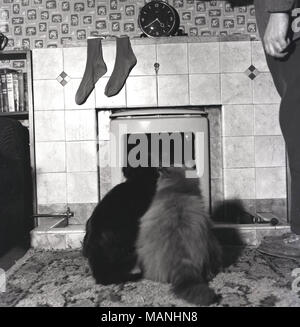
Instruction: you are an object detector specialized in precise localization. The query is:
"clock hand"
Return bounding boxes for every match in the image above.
[154,17,165,27]
[144,17,165,28]
[144,18,159,28]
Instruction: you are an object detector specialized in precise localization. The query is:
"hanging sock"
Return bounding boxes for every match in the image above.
[105,36,137,97]
[75,38,107,105]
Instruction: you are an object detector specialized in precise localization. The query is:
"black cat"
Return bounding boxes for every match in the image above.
[82,166,159,285]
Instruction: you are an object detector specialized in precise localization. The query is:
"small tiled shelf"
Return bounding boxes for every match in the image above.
[30,223,291,250]
[0,50,37,213]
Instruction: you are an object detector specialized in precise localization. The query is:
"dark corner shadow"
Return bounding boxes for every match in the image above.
[0,120,33,258]
[211,199,253,268]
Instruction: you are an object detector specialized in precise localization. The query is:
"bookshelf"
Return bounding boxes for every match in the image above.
[0,50,36,214]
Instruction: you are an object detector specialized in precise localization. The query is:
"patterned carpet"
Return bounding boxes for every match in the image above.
[1,247,300,307]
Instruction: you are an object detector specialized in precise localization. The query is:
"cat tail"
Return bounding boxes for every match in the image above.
[172,262,219,306]
[81,232,89,257]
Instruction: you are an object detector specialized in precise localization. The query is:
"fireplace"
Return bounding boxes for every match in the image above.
[30,38,291,250]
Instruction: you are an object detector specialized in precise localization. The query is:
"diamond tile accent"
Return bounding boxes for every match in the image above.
[60,71,67,79]
[56,71,70,86]
[245,65,260,80]
[248,65,256,72]
[60,79,68,87]
[56,75,63,83]
[248,73,256,80]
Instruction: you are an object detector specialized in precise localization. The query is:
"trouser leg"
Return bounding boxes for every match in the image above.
[265,41,300,234]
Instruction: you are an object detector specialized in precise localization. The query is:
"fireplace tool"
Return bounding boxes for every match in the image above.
[32,207,74,227]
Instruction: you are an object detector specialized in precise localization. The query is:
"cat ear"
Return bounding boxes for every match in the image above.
[157,167,164,175]
[158,167,171,177]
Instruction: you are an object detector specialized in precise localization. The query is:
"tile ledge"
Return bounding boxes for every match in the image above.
[32,223,290,234]
[61,35,255,48]
[32,224,85,234]
[214,224,290,231]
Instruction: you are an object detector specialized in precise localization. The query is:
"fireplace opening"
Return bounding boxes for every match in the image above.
[109,108,210,209]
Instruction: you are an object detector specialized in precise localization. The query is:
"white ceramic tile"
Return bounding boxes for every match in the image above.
[256,167,286,199]
[33,80,64,110]
[63,47,87,78]
[131,44,157,76]
[37,173,67,204]
[99,165,111,185]
[157,43,188,74]
[223,105,254,136]
[100,183,112,200]
[220,41,251,73]
[224,168,256,199]
[253,73,281,104]
[66,141,97,172]
[255,136,286,167]
[65,110,96,141]
[36,142,66,173]
[210,138,222,179]
[221,73,252,104]
[189,42,220,74]
[67,172,99,203]
[66,233,84,249]
[126,76,157,107]
[98,140,110,169]
[64,78,96,110]
[251,41,269,72]
[35,111,65,142]
[254,104,281,136]
[33,48,63,80]
[223,136,255,168]
[31,233,66,250]
[189,74,221,105]
[95,77,126,108]
[97,110,111,141]
[158,75,189,106]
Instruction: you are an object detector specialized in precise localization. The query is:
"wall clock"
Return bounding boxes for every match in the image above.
[138,1,180,37]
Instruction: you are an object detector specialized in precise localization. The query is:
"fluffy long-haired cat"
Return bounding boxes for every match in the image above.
[136,167,222,305]
[82,166,159,285]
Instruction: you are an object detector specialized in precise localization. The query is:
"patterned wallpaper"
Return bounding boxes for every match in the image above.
[0,0,258,50]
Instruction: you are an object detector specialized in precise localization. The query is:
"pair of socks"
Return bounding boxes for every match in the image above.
[75,36,137,105]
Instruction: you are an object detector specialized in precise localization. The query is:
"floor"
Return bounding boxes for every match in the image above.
[0,247,27,271]
[1,247,300,307]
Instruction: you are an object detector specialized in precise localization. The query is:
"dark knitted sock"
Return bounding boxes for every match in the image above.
[105,36,137,97]
[75,38,107,105]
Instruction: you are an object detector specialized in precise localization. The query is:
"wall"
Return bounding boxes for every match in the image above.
[0,0,258,50]
[32,37,287,225]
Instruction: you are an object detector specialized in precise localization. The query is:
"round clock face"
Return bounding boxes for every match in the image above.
[138,1,179,37]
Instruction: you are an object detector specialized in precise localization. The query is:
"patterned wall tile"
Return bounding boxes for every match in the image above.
[0,0,258,50]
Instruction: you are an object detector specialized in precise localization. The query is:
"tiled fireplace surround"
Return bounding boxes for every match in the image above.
[31,36,290,249]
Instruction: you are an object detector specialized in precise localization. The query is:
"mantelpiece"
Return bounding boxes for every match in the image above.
[30,36,288,249]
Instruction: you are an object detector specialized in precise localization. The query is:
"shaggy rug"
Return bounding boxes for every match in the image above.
[1,247,300,307]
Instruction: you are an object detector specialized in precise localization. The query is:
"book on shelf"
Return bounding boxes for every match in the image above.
[0,71,8,112]
[23,72,28,113]
[6,72,15,112]
[18,72,25,112]
[13,72,20,111]
[0,77,3,112]
[0,68,28,114]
